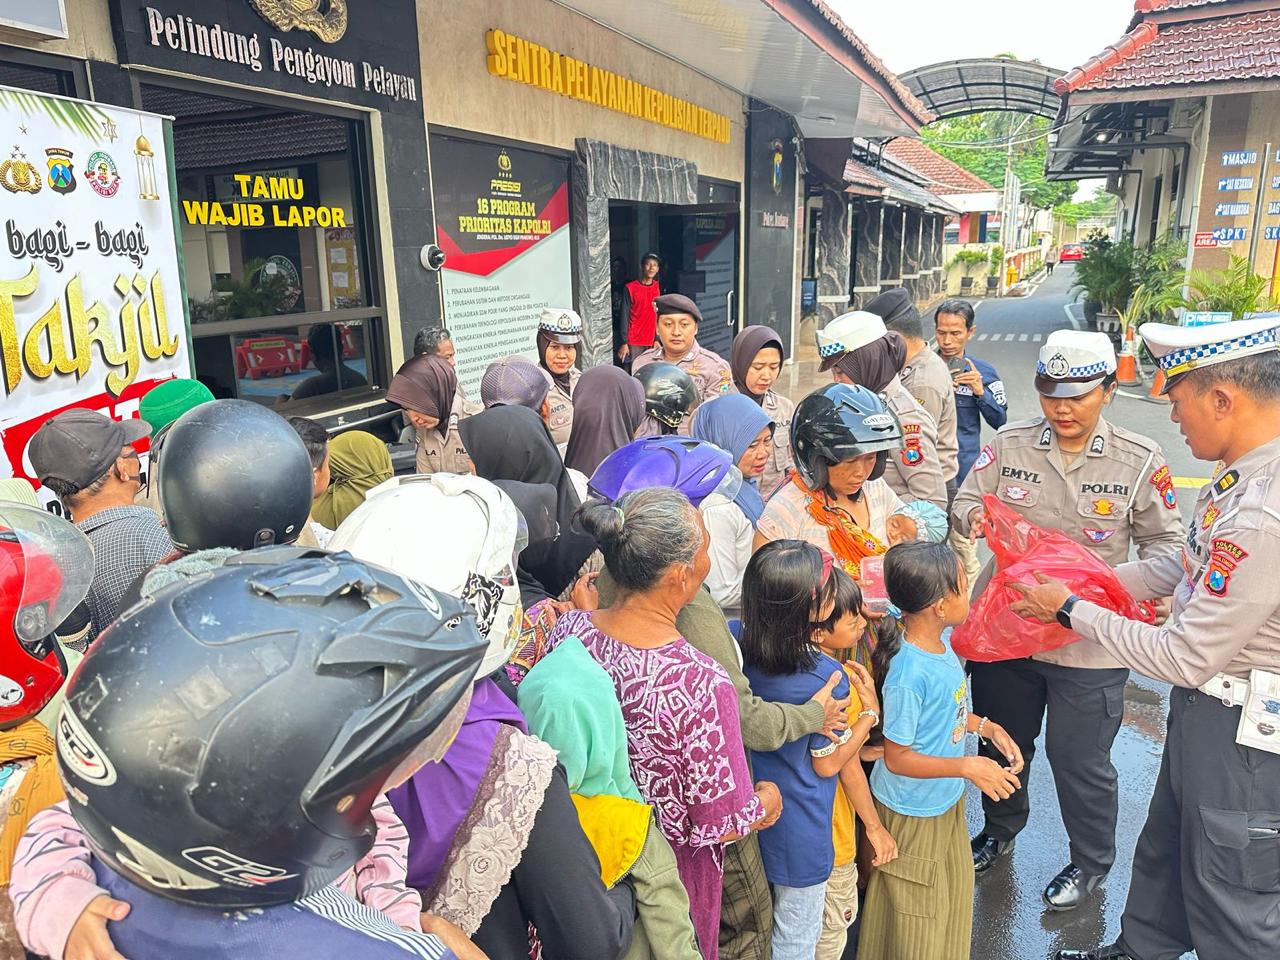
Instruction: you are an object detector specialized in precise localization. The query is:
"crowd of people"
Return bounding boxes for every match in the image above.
[1,276,1278,960]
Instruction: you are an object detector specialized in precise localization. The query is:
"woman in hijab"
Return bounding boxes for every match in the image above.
[691,393,773,620]
[564,366,647,477]
[816,310,948,513]
[536,308,583,448]
[460,404,583,531]
[731,326,795,495]
[387,354,472,475]
[309,430,392,530]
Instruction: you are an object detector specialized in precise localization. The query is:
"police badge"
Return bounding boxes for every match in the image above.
[45,148,76,195]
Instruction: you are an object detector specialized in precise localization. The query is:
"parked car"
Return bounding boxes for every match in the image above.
[1059,243,1085,262]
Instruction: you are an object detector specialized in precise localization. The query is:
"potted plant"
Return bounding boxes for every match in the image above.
[1186,255,1279,318]
[986,245,1003,295]
[952,249,987,293]
[1071,235,1134,335]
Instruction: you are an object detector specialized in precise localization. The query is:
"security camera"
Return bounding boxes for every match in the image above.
[419,244,447,272]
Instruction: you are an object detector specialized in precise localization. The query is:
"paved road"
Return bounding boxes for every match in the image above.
[780,268,1202,958]
[963,268,1200,960]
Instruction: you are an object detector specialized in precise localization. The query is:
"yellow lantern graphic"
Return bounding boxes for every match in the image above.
[134,120,158,201]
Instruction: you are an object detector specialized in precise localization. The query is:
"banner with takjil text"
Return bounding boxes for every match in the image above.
[0,86,191,506]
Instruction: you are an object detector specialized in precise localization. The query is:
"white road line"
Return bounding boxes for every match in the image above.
[1063,303,1083,330]
[1033,334,1043,342]
[976,333,989,341]
[1018,333,1029,342]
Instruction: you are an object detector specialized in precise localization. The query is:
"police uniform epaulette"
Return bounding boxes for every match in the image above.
[992,417,1052,445]
[995,416,1046,434]
[1107,422,1163,454]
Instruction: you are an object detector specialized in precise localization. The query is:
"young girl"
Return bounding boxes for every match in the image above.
[740,540,881,960]
[810,567,898,960]
[857,542,1024,960]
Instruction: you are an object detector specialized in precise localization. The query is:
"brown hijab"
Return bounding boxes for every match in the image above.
[387,354,457,436]
[833,330,908,394]
[730,325,786,401]
[564,365,647,476]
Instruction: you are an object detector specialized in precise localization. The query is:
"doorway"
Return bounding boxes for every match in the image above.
[608,200,739,360]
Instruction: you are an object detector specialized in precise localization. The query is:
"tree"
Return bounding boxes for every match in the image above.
[921,111,1074,210]
[1053,186,1119,225]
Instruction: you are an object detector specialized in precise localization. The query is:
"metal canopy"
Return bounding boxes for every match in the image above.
[1046,100,1174,181]
[900,59,1065,121]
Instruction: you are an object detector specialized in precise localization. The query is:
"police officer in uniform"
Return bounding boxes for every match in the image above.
[818,309,949,512]
[1009,317,1280,960]
[866,287,961,501]
[953,330,1183,909]
[387,353,473,475]
[631,293,735,404]
[535,307,582,448]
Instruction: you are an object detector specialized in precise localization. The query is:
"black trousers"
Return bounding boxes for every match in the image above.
[969,657,1128,876]
[1116,689,1280,960]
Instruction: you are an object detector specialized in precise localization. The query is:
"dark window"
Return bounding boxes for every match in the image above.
[141,83,383,411]
[0,45,78,96]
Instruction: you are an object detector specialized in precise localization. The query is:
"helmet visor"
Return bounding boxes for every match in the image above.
[0,504,94,652]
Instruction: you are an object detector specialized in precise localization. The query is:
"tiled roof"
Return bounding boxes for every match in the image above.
[1059,1,1280,95]
[842,157,958,212]
[804,0,935,124]
[882,139,997,195]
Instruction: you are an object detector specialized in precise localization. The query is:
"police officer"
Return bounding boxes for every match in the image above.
[818,309,948,512]
[866,287,961,500]
[953,330,1183,910]
[631,293,735,403]
[535,307,582,447]
[1010,317,1280,960]
[387,353,472,474]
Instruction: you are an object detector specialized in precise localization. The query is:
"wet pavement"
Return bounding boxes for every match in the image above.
[778,269,1200,958]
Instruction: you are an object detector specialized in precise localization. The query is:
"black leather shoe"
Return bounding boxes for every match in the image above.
[1043,862,1107,911]
[971,832,1014,874]
[1055,945,1137,960]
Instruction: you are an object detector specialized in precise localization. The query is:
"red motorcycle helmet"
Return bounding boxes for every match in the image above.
[0,503,94,727]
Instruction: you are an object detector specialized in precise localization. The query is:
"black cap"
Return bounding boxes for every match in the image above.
[654,293,703,324]
[864,286,920,330]
[29,409,150,490]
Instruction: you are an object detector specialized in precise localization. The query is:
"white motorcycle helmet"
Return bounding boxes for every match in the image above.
[329,473,526,677]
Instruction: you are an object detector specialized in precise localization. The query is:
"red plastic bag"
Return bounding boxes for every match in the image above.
[951,494,1156,662]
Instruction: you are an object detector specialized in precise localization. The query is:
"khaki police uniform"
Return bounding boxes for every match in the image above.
[414,395,471,475]
[760,389,795,497]
[901,346,960,484]
[545,367,579,448]
[882,376,948,513]
[953,413,1183,879]
[1055,316,1280,960]
[631,343,736,406]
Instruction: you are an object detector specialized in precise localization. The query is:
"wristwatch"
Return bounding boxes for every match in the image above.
[1056,594,1081,630]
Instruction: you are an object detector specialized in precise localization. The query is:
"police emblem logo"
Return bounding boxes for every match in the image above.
[1204,538,1248,597]
[1046,353,1070,378]
[1092,498,1115,516]
[0,145,41,195]
[1004,485,1030,501]
[1149,465,1178,510]
[972,444,996,472]
[249,0,348,43]
[45,148,76,195]
[1201,505,1219,531]
[1084,528,1115,544]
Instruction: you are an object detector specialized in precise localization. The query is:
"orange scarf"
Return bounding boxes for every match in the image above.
[793,475,887,578]
[0,719,65,886]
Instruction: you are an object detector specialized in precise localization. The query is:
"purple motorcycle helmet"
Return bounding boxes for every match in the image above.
[588,437,740,508]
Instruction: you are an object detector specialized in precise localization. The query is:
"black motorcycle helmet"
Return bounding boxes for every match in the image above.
[634,362,698,429]
[790,383,903,490]
[157,399,314,551]
[56,547,485,908]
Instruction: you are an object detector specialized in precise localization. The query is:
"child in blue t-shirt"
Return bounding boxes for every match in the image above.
[740,540,881,960]
[857,542,1024,960]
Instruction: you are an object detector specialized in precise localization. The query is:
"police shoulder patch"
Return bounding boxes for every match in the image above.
[1149,465,1178,510]
[1090,435,1106,455]
[973,444,996,472]
[1083,528,1116,544]
[1204,538,1249,596]
[1038,425,1053,447]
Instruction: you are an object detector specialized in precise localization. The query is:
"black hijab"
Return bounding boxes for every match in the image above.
[459,404,582,532]
[564,365,647,476]
[833,330,909,394]
[537,329,574,393]
[731,325,785,401]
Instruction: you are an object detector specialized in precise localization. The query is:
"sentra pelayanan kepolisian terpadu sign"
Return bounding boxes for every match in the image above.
[484,28,732,144]
[0,86,190,501]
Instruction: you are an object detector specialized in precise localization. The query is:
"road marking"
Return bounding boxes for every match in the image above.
[1174,476,1210,489]
[1018,333,1028,342]
[976,333,989,341]
[1063,303,1083,330]
[1033,334,1043,342]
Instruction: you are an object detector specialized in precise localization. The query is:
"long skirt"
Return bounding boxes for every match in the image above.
[856,797,973,960]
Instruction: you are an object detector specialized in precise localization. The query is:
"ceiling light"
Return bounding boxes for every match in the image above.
[1095,132,1109,143]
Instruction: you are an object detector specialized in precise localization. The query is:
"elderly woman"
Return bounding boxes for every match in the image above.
[548,489,783,960]
[731,326,795,494]
[690,393,773,620]
[388,353,471,474]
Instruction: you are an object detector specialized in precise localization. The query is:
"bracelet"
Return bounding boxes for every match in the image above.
[857,708,880,727]
[976,716,988,738]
